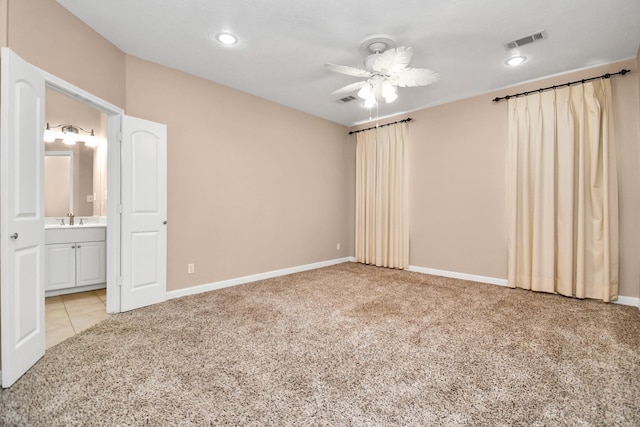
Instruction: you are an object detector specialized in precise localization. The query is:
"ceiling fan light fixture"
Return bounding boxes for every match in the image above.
[327,38,439,112]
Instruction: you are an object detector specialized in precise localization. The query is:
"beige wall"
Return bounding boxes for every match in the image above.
[2,0,637,299]
[3,0,354,293]
[351,59,639,298]
[0,0,7,48]
[125,56,353,291]
[5,0,125,108]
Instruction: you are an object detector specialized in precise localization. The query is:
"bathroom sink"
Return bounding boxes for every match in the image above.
[45,223,106,229]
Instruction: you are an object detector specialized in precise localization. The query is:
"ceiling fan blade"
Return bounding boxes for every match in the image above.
[330,80,368,96]
[393,68,440,87]
[325,63,372,78]
[372,46,413,74]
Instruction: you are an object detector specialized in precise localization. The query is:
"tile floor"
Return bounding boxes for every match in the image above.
[45,289,109,349]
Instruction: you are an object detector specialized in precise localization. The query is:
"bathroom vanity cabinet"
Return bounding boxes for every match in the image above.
[45,226,106,295]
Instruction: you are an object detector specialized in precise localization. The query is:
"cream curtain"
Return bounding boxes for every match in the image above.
[355,122,409,269]
[507,80,619,301]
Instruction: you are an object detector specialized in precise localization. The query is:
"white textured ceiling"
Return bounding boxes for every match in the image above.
[57,0,640,127]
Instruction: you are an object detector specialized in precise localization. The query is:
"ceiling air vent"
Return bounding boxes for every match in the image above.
[505,30,546,50]
[336,95,357,104]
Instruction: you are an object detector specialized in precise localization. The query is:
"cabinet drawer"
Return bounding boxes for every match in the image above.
[45,227,106,244]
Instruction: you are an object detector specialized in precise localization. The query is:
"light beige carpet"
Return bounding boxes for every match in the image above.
[1,263,639,426]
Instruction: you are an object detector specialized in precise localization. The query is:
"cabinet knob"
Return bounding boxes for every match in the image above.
[77,245,81,249]
[71,245,76,249]
[10,232,18,239]
[163,220,167,225]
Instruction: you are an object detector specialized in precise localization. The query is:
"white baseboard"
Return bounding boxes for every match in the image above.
[406,265,509,287]
[167,257,355,300]
[166,259,638,310]
[613,295,640,308]
[407,264,640,309]
[45,283,106,297]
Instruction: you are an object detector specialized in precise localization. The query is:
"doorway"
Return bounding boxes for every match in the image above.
[42,68,124,314]
[43,86,110,348]
[2,48,167,388]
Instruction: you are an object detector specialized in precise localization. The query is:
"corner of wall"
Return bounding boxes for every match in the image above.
[6,0,126,108]
[637,44,640,307]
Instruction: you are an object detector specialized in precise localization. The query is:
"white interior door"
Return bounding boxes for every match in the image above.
[120,116,167,312]
[1,48,46,388]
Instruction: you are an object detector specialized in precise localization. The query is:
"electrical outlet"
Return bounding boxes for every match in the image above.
[188,263,195,274]
[337,243,341,250]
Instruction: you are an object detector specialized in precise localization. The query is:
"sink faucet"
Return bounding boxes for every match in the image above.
[67,212,74,226]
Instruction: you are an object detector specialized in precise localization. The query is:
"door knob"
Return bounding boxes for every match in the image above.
[10,232,18,239]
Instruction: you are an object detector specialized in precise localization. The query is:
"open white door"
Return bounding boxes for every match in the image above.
[1,48,46,387]
[120,116,167,312]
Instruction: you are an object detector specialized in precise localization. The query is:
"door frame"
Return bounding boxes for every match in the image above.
[38,68,125,313]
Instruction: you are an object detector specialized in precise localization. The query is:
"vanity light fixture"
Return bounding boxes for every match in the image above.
[83,130,100,147]
[506,55,527,66]
[216,32,238,45]
[61,125,79,145]
[44,123,100,147]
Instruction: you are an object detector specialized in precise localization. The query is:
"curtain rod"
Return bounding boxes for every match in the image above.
[491,69,631,103]
[348,118,413,135]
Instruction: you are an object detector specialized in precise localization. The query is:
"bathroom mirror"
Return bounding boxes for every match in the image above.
[45,87,107,219]
[44,142,95,218]
[45,151,73,217]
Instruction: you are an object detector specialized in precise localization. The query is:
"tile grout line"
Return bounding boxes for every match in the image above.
[62,297,79,334]
[47,289,108,348]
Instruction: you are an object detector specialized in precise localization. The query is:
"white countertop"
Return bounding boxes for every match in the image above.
[45,224,107,229]
[45,216,107,229]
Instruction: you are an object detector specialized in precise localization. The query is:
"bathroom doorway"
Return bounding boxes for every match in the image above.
[43,87,110,348]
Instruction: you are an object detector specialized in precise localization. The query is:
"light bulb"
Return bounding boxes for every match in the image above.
[384,92,398,103]
[62,129,77,145]
[84,130,100,147]
[43,126,56,143]
[84,136,99,147]
[358,83,372,100]
[62,135,76,145]
[364,95,377,109]
[382,81,398,103]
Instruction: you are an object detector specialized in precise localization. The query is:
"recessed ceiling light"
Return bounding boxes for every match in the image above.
[216,32,238,45]
[506,56,527,66]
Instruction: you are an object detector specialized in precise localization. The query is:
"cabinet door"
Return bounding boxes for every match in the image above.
[76,241,106,287]
[45,244,76,290]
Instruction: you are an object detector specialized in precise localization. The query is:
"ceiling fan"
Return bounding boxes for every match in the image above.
[326,36,440,107]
